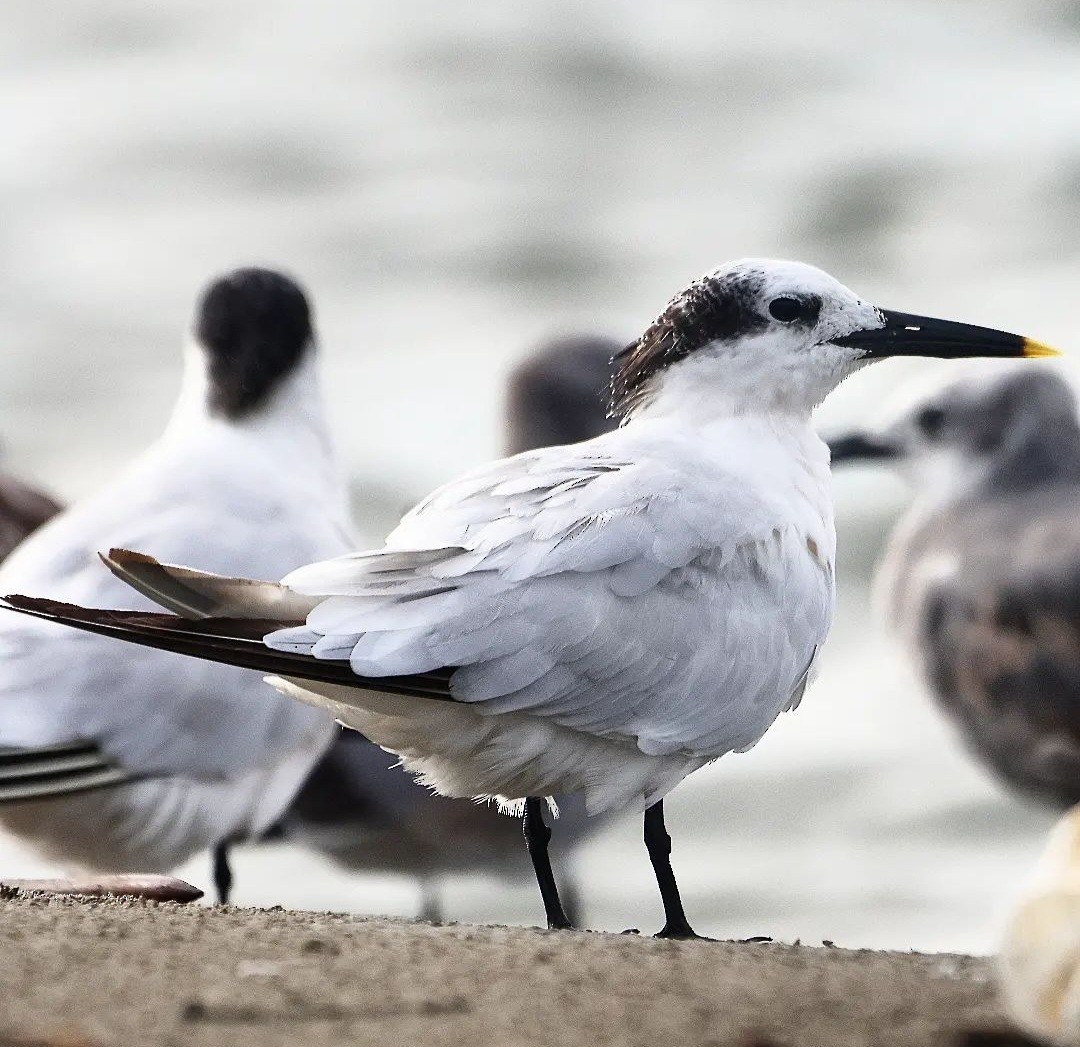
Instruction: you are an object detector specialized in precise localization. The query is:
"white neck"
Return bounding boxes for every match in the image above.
[623,383,835,560]
[631,368,814,431]
[626,394,832,503]
[625,336,865,428]
[161,343,340,491]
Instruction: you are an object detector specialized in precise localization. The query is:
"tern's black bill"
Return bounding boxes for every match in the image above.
[831,310,1060,360]
[827,434,901,464]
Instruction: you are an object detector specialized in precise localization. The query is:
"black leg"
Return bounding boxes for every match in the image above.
[523,797,573,930]
[644,800,704,939]
[212,842,233,906]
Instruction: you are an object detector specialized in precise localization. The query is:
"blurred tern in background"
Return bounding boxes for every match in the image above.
[504,334,621,456]
[0,466,60,561]
[3,259,1056,936]
[0,267,350,903]
[276,332,620,922]
[830,368,1080,810]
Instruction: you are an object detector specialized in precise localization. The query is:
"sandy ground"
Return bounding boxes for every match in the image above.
[0,892,1020,1047]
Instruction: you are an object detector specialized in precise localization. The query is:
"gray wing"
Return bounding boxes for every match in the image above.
[0,445,345,780]
[271,437,833,758]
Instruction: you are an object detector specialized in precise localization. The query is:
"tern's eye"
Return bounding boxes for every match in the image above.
[915,405,946,439]
[768,297,804,323]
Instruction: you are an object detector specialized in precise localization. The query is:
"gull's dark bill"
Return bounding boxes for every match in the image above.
[827,434,901,464]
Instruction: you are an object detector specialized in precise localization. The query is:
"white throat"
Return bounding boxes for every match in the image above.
[628,340,865,429]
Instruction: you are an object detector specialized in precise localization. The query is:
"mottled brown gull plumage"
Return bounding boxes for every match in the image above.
[832,368,1080,809]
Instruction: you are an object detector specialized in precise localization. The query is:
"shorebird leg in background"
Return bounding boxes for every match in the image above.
[559,876,583,928]
[523,797,573,929]
[644,800,702,939]
[212,842,233,905]
[418,877,443,923]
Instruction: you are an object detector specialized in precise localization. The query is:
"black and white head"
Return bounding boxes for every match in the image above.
[829,368,1080,495]
[505,334,620,455]
[194,267,315,420]
[613,259,1057,421]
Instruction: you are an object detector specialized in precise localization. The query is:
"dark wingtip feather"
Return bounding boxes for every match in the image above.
[2,593,81,615]
[0,594,457,703]
[104,547,156,565]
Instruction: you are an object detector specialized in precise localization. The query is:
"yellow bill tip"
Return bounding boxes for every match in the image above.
[1023,338,1063,359]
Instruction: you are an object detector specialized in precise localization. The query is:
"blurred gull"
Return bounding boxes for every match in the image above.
[3,258,1056,936]
[276,332,620,922]
[0,466,60,562]
[830,368,1080,810]
[504,334,621,456]
[0,268,350,903]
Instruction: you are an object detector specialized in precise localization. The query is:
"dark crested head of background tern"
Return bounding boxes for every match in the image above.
[505,333,621,455]
[828,368,1080,496]
[611,259,1060,421]
[194,267,315,420]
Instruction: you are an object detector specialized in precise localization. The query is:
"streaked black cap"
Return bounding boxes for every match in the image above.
[196,267,314,419]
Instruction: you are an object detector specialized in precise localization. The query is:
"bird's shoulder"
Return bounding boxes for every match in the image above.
[0,433,347,596]
[287,426,797,597]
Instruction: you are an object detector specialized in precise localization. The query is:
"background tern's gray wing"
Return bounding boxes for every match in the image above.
[0,740,135,803]
[0,443,345,783]
[888,490,1080,807]
[272,434,832,757]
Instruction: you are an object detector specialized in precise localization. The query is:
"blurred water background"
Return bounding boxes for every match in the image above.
[2,0,1079,952]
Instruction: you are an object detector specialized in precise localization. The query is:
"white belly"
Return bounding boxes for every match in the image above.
[270,676,709,815]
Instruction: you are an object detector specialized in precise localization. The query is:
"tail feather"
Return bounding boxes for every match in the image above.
[0,595,455,702]
[100,548,319,621]
[0,741,135,803]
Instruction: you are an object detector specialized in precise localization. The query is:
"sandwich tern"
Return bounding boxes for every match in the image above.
[3,259,1057,936]
[830,368,1079,810]
[0,267,350,903]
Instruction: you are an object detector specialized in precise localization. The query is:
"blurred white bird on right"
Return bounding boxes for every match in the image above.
[999,804,1080,1046]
